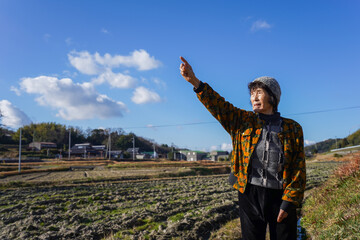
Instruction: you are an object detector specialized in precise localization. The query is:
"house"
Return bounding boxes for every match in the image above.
[210,150,229,161]
[108,150,123,159]
[29,142,57,151]
[93,145,106,150]
[142,151,157,159]
[157,153,167,159]
[180,150,208,161]
[93,145,106,158]
[176,149,189,160]
[126,148,140,155]
[70,143,100,158]
[135,153,152,159]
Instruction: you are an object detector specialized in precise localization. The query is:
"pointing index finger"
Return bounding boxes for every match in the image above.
[180,56,189,65]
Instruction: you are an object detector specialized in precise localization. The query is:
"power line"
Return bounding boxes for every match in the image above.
[284,106,360,116]
[122,105,360,130]
[123,121,217,129]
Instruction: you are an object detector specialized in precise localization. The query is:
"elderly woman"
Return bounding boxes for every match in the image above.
[179,57,306,240]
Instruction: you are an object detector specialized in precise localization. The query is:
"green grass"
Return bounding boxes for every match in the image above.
[168,212,185,222]
[32,205,47,210]
[110,230,135,240]
[102,218,161,239]
[302,166,360,239]
[209,218,242,240]
[134,217,165,232]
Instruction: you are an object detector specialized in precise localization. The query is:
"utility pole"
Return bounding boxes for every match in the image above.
[32,130,36,151]
[132,136,135,160]
[335,136,338,149]
[68,128,71,160]
[18,128,22,173]
[108,131,111,160]
[153,142,156,159]
[106,135,109,158]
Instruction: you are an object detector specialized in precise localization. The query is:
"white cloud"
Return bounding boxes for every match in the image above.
[251,20,272,32]
[210,145,218,151]
[131,86,161,104]
[0,100,31,128]
[65,37,73,46]
[68,51,101,75]
[92,69,136,88]
[153,78,167,89]
[304,140,316,146]
[68,49,161,75]
[10,86,21,96]
[94,49,161,71]
[62,70,78,79]
[101,28,109,34]
[221,143,233,152]
[209,143,232,152]
[19,76,127,120]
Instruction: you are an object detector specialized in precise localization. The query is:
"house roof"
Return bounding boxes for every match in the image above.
[181,150,207,154]
[75,143,92,146]
[141,152,154,155]
[31,142,57,145]
[126,148,140,153]
[210,150,229,155]
[93,145,106,150]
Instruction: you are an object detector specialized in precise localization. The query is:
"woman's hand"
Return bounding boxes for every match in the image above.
[179,56,200,88]
[277,209,288,223]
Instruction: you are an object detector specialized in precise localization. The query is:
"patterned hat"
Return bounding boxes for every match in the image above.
[252,76,281,104]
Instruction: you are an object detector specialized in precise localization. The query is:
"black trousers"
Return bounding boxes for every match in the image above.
[238,184,297,240]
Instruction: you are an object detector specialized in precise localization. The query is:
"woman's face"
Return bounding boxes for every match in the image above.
[250,87,274,115]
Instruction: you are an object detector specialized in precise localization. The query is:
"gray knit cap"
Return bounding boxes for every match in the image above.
[252,76,281,104]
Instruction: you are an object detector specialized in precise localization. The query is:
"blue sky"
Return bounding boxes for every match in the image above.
[1,0,359,151]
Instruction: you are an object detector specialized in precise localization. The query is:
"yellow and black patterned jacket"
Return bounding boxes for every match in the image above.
[196,82,306,207]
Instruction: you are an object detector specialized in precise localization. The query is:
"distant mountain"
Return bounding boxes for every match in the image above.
[305,129,360,154]
[0,123,176,154]
[305,138,337,154]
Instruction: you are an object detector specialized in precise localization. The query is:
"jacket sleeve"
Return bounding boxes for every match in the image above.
[282,123,306,207]
[196,82,251,135]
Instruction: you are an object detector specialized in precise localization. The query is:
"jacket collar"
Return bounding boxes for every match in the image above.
[254,112,282,128]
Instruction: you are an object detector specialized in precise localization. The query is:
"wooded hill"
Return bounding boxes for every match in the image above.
[1,121,359,155]
[305,129,360,154]
[0,122,174,154]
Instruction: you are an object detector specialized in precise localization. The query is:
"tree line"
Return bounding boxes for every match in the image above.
[304,129,360,154]
[0,122,173,154]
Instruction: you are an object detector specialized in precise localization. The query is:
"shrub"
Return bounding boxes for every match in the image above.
[334,156,360,179]
[302,155,360,239]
